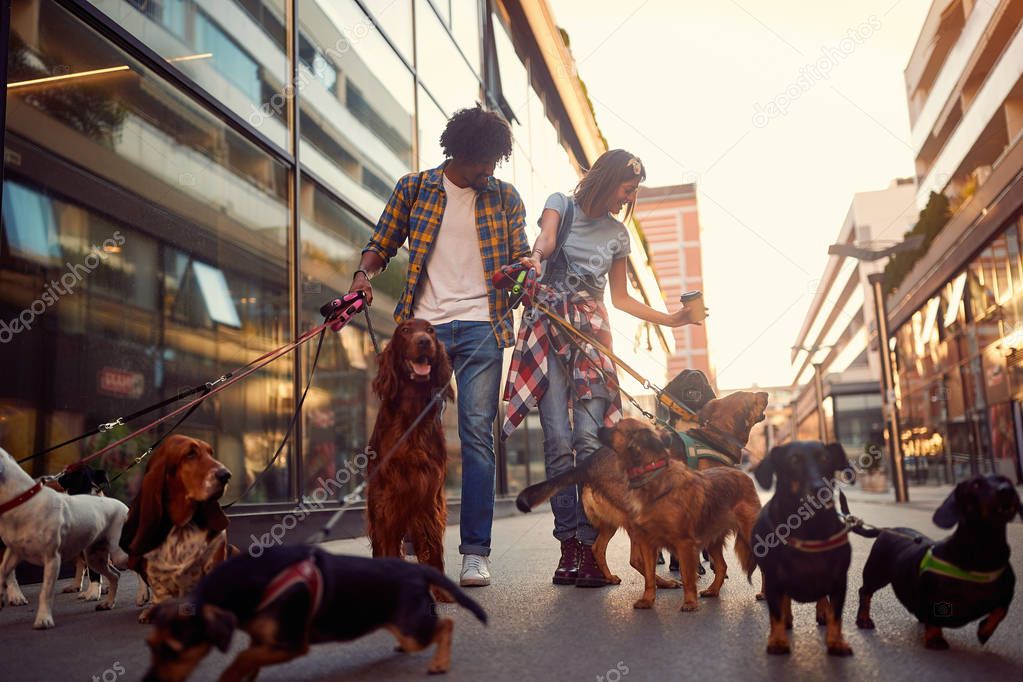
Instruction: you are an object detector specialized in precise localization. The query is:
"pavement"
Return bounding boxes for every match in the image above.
[2,483,1023,682]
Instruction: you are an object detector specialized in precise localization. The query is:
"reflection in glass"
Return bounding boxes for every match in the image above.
[4,0,292,502]
[86,0,289,148]
[415,0,480,116]
[299,0,415,219]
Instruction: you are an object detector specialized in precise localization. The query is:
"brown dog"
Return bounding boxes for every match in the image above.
[119,435,234,623]
[600,418,761,611]
[366,319,453,598]
[516,391,768,587]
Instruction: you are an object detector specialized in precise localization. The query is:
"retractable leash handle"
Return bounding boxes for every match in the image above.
[319,291,367,331]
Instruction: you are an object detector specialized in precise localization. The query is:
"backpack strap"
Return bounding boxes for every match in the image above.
[540,194,575,284]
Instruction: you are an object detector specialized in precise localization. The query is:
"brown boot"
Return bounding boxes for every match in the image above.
[553,538,581,585]
[575,542,606,588]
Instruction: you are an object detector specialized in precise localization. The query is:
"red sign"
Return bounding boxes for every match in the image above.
[98,368,144,399]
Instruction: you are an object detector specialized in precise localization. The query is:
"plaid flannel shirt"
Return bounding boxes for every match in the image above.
[502,287,623,439]
[362,162,530,347]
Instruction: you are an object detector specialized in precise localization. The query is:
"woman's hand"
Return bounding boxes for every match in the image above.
[667,301,709,327]
[519,255,542,275]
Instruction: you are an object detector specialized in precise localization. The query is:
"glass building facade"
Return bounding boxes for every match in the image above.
[2,0,657,519]
[893,217,1023,485]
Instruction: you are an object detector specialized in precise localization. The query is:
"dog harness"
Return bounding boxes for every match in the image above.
[0,480,43,516]
[918,547,1006,584]
[674,432,736,468]
[258,556,325,622]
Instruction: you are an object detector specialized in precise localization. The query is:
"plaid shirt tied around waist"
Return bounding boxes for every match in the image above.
[362,162,530,347]
[502,287,624,439]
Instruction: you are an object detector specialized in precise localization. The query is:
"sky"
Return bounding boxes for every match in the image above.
[549,0,932,389]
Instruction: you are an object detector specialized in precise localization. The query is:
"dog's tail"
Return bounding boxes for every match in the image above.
[733,529,757,584]
[515,450,607,513]
[424,570,487,624]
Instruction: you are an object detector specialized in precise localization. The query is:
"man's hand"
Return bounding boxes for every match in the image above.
[349,270,374,306]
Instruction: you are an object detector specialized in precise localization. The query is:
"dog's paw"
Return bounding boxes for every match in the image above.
[632,598,654,610]
[138,607,153,624]
[924,634,949,650]
[755,591,766,601]
[6,590,29,607]
[427,662,449,675]
[655,576,682,589]
[766,641,791,655]
[95,600,115,611]
[699,588,720,598]
[856,616,875,630]
[32,614,55,630]
[680,600,699,612]
[61,584,80,594]
[605,574,622,585]
[80,583,102,602]
[827,641,853,657]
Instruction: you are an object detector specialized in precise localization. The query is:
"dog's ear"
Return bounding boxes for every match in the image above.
[697,398,720,427]
[194,499,229,534]
[93,468,110,491]
[129,446,171,557]
[201,605,237,652]
[371,337,401,402]
[598,426,614,447]
[933,486,962,529]
[826,442,855,485]
[754,446,781,490]
[432,339,455,402]
[654,426,673,449]
[754,392,769,422]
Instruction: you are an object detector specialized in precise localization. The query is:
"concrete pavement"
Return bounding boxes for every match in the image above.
[2,483,1022,681]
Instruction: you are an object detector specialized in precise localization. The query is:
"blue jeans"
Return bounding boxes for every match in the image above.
[537,350,607,546]
[434,321,502,557]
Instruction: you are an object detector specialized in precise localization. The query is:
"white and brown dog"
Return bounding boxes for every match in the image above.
[0,448,129,628]
[119,435,234,623]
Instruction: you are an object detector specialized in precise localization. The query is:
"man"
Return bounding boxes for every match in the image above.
[350,106,535,586]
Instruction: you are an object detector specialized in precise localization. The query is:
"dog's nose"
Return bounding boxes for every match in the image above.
[215,468,232,484]
[416,336,431,350]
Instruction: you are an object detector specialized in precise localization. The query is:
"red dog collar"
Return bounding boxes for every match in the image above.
[627,459,669,479]
[0,481,43,516]
[258,556,324,621]
[782,528,850,553]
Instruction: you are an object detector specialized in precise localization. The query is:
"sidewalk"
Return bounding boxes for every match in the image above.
[1,483,1022,681]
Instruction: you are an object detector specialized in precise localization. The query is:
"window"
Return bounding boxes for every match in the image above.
[2,181,61,265]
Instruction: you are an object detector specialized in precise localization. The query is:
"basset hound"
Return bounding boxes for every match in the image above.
[120,435,235,623]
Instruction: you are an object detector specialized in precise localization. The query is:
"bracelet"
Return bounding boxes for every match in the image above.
[531,248,545,261]
[353,269,369,280]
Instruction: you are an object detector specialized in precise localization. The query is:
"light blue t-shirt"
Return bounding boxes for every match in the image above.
[542,192,631,293]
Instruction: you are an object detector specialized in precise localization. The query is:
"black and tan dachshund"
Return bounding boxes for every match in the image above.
[142,545,487,681]
[752,441,857,656]
[856,475,1019,650]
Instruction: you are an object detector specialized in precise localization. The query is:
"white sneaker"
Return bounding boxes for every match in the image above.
[459,554,491,586]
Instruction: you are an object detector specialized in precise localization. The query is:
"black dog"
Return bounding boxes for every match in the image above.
[143,545,487,681]
[856,475,1019,650]
[752,441,856,656]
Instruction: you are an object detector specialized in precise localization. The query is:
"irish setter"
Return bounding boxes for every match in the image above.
[367,319,454,583]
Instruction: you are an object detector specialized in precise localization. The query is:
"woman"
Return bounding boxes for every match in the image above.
[503,149,707,587]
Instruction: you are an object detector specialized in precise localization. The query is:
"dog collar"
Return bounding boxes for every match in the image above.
[918,547,1006,584]
[258,556,324,620]
[627,459,669,488]
[0,481,43,516]
[781,528,850,553]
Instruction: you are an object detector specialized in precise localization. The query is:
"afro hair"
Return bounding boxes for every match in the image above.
[439,105,513,164]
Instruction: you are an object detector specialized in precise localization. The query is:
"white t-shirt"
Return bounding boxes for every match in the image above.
[412,174,490,323]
